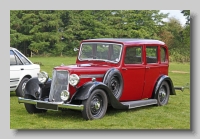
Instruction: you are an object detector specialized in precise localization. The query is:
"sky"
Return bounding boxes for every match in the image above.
[160,10,187,26]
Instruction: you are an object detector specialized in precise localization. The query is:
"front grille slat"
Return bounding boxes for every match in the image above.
[49,70,69,102]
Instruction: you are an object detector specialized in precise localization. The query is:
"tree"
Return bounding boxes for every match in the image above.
[181,10,190,25]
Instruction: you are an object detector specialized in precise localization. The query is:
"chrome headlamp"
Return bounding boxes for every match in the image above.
[69,74,80,86]
[60,90,70,101]
[38,71,49,84]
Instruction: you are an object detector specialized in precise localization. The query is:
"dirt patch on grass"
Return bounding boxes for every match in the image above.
[171,71,190,74]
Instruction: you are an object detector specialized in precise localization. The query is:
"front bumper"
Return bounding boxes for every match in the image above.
[18,97,84,111]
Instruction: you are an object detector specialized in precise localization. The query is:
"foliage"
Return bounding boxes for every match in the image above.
[181,10,190,25]
[10,10,190,61]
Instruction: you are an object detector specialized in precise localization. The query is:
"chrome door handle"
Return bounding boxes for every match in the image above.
[122,68,127,70]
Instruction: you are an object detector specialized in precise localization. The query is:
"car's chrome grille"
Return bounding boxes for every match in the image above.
[49,70,69,102]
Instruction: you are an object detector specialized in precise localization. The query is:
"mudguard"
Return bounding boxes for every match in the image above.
[153,75,176,97]
[72,81,128,109]
[24,77,52,99]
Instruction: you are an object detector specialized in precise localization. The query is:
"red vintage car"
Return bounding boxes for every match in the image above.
[18,38,183,120]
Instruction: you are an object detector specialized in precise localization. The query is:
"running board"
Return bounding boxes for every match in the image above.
[121,99,157,109]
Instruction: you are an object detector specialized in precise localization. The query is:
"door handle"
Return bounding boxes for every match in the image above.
[146,66,150,69]
[122,68,127,70]
[21,68,24,70]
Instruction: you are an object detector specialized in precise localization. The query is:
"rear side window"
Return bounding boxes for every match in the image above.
[10,50,23,65]
[146,46,158,63]
[160,46,167,63]
[125,46,142,64]
[15,51,31,65]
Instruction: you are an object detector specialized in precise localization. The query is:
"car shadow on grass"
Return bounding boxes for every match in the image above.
[33,104,157,121]
[10,91,16,97]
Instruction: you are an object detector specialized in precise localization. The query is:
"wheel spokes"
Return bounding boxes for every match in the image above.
[110,77,120,96]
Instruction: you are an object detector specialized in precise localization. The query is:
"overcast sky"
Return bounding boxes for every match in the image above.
[160,10,187,26]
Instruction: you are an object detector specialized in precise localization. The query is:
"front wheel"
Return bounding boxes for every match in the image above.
[24,94,47,114]
[82,89,108,120]
[156,81,170,106]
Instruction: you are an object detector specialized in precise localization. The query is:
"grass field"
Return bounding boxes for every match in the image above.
[10,57,190,129]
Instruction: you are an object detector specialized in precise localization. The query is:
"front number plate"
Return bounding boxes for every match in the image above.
[36,102,58,111]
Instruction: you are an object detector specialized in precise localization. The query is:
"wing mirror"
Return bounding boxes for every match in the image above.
[74,48,79,52]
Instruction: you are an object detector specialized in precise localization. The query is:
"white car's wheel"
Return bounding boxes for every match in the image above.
[16,77,29,97]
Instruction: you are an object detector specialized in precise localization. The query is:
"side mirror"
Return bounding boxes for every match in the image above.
[74,48,79,52]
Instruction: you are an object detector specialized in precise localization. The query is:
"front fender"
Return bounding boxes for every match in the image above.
[72,81,109,100]
[24,77,51,99]
[72,81,128,109]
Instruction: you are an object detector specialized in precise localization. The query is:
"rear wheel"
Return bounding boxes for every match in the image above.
[156,81,170,106]
[82,89,108,120]
[24,94,47,114]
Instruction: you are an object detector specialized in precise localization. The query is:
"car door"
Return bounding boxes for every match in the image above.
[10,49,40,91]
[10,50,24,91]
[120,46,146,101]
[142,45,160,98]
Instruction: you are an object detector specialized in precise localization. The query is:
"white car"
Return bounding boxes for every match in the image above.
[10,47,40,97]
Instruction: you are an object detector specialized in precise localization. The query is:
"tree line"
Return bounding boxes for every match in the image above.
[10,10,190,62]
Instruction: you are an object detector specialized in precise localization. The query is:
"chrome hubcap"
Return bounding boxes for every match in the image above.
[90,95,102,116]
[159,87,166,102]
[92,99,101,110]
[94,101,100,110]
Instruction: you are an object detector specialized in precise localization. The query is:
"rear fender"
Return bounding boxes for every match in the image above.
[153,75,176,98]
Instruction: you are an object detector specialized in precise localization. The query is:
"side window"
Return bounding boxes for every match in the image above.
[10,50,23,65]
[15,51,31,65]
[125,46,142,64]
[146,46,158,63]
[160,47,167,63]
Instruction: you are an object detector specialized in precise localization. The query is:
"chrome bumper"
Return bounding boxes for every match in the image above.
[18,97,84,111]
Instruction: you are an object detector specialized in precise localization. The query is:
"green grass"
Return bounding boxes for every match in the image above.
[29,56,77,78]
[10,57,190,129]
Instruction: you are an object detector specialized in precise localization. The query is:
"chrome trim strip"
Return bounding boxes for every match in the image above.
[10,78,19,82]
[10,80,19,82]
[79,74,104,78]
[18,97,84,111]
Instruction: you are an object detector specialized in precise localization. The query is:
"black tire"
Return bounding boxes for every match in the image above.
[156,81,170,106]
[103,69,123,100]
[24,94,47,114]
[82,89,108,120]
[16,77,29,97]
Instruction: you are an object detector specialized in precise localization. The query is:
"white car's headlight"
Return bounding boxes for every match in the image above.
[69,74,80,86]
[60,90,70,101]
[38,71,49,83]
